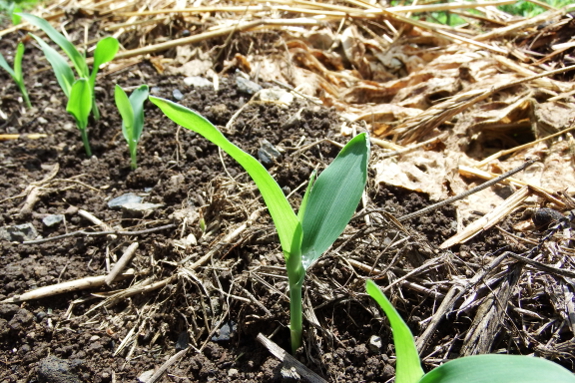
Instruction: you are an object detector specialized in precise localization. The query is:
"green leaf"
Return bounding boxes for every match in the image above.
[300,133,369,269]
[297,170,316,221]
[129,85,149,142]
[30,33,75,98]
[90,37,119,90]
[366,280,424,383]
[0,51,16,78]
[419,354,575,383]
[14,42,24,83]
[19,13,88,77]
[66,78,92,130]
[149,96,301,257]
[115,85,134,140]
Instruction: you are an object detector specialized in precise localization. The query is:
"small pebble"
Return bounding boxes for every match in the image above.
[236,76,262,94]
[532,208,564,229]
[0,223,38,242]
[184,76,213,88]
[107,193,143,210]
[257,139,281,167]
[37,355,82,383]
[172,89,184,101]
[42,214,64,228]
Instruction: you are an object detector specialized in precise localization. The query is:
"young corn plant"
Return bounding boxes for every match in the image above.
[66,78,93,156]
[150,97,369,354]
[0,42,31,108]
[114,84,149,169]
[365,279,575,383]
[18,12,119,120]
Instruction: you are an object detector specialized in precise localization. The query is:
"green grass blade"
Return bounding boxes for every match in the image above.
[14,42,24,83]
[0,51,16,78]
[90,37,119,90]
[419,354,575,383]
[115,85,134,142]
[366,280,424,383]
[149,96,301,256]
[19,13,88,77]
[66,78,92,130]
[300,133,369,269]
[129,85,149,141]
[30,34,75,98]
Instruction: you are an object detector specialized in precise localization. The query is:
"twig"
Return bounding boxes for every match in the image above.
[105,242,139,286]
[399,159,535,222]
[22,223,176,244]
[1,269,135,303]
[256,333,328,383]
[146,348,190,383]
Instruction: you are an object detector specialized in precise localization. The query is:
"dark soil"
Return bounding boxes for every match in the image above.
[0,17,572,383]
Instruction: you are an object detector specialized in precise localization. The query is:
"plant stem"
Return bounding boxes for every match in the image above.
[92,97,100,120]
[20,85,31,109]
[287,253,305,354]
[80,128,92,157]
[129,144,137,170]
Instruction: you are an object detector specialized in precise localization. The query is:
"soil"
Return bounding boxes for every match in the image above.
[0,16,572,383]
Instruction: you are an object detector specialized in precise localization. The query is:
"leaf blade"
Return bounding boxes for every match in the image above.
[115,84,134,141]
[129,84,149,141]
[66,78,92,130]
[90,37,119,89]
[419,354,575,383]
[30,33,75,98]
[300,133,369,269]
[366,280,424,383]
[19,12,88,77]
[149,96,300,257]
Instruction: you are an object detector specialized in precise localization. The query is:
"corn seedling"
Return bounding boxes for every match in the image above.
[365,279,575,383]
[66,78,93,156]
[0,42,31,108]
[114,84,149,169]
[18,13,119,120]
[150,97,369,354]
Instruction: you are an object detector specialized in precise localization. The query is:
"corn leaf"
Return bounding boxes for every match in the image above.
[14,42,24,83]
[297,170,315,221]
[128,85,149,142]
[0,51,15,78]
[30,34,75,98]
[115,85,134,139]
[90,37,119,90]
[419,354,575,383]
[366,280,424,383]
[149,96,302,257]
[19,13,88,77]
[300,133,369,269]
[66,78,92,130]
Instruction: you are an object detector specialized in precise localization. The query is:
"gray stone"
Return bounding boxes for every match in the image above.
[42,214,64,228]
[121,202,163,217]
[107,193,143,210]
[236,77,262,95]
[172,89,184,101]
[257,139,282,167]
[184,76,213,88]
[0,223,38,242]
[37,355,82,383]
[368,335,383,353]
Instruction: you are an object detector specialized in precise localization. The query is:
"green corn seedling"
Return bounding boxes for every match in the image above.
[114,84,149,169]
[365,279,575,383]
[150,96,369,354]
[18,13,119,120]
[66,78,93,156]
[0,42,31,108]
